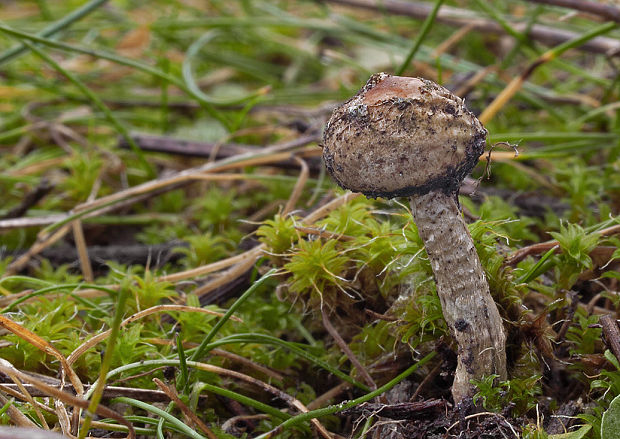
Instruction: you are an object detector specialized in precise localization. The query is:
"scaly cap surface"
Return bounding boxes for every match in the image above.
[322,73,487,198]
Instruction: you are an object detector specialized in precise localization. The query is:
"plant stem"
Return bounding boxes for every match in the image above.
[79,283,129,438]
[396,0,444,75]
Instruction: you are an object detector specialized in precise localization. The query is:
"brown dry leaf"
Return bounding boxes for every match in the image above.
[116,25,151,57]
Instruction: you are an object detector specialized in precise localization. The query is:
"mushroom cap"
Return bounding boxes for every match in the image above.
[322,73,487,199]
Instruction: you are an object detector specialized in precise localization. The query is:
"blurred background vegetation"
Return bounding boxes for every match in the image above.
[0,1,619,438]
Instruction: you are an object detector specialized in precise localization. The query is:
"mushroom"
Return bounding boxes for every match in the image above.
[322,73,507,403]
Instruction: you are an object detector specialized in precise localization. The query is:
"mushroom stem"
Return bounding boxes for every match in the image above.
[409,190,507,403]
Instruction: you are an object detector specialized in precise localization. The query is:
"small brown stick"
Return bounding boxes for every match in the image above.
[525,0,620,23]
[118,133,256,158]
[587,292,604,315]
[307,382,351,410]
[321,306,377,391]
[190,362,333,439]
[506,223,620,265]
[160,246,265,284]
[282,156,309,215]
[0,390,38,428]
[431,23,476,58]
[109,366,171,385]
[192,253,258,298]
[0,363,48,429]
[72,220,93,283]
[600,314,620,365]
[409,362,441,402]
[5,223,72,276]
[0,382,187,403]
[0,362,135,439]
[0,316,84,396]
[1,178,53,219]
[324,0,620,54]
[555,294,579,344]
[153,378,218,439]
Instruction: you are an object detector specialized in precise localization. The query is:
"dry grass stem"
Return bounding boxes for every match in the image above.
[188,361,333,439]
[72,220,93,282]
[307,382,351,410]
[321,307,377,391]
[152,378,219,439]
[507,223,620,265]
[0,316,84,395]
[282,156,309,215]
[0,362,49,429]
[192,253,259,298]
[0,363,135,439]
[0,390,38,428]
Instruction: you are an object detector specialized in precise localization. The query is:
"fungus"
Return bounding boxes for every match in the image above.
[322,73,507,403]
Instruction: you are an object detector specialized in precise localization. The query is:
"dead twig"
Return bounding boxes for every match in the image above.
[153,378,219,439]
[283,156,309,215]
[307,382,351,410]
[325,0,620,54]
[0,390,39,429]
[525,0,620,23]
[188,362,334,439]
[321,306,377,391]
[0,361,135,439]
[2,134,318,275]
[0,382,183,403]
[506,223,620,265]
[72,220,93,283]
[1,179,53,220]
